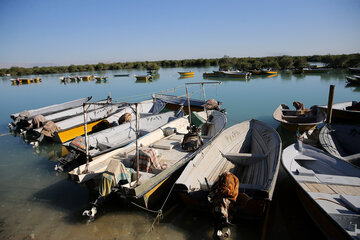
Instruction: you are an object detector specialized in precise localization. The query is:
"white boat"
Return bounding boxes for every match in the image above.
[69,110,227,205]
[32,99,161,143]
[57,110,184,171]
[175,119,282,218]
[319,123,360,167]
[9,97,92,129]
[282,142,360,240]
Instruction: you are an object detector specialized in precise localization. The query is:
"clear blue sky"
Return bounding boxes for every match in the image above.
[0,0,359,68]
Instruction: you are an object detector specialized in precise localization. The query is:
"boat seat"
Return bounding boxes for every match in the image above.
[222,152,267,166]
[295,154,317,161]
[340,195,360,213]
[296,167,315,176]
[316,174,360,187]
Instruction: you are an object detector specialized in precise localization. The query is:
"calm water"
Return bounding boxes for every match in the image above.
[0,68,358,240]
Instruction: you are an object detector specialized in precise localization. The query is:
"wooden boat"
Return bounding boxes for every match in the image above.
[178,71,194,77]
[32,99,157,143]
[273,104,326,132]
[346,75,360,85]
[319,123,360,167]
[114,74,129,77]
[69,110,227,195]
[9,97,92,129]
[175,119,282,218]
[282,142,360,240]
[318,101,360,123]
[57,110,184,171]
[348,67,360,73]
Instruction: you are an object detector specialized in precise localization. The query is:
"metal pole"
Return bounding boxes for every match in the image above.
[185,86,192,126]
[326,85,335,125]
[83,103,89,173]
[135,103,140,185]
[201,83,208,119]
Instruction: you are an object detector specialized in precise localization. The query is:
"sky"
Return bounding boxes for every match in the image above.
[0,0,359,68]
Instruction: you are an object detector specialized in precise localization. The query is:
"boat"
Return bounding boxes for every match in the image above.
[178,71,195,77]
[114,74,130,77]
[69,110,227,191]
[152,93,221,114]
[282,142,360,240]
[273,103,326,132]
[57,109,184,171]
[134,75,152,81]
[223,71,251,78]
[319,123,360,167]
[303,67,332,73]
[10,77,42,85]
[9,97,92,130]
[175,119,282,219]
[261,69,278,75]
[346,75,360,85]
[31,99,158,143]
[318,101,360,123]
[94,76,109,81]
[348,67,360,73]
[82,75,95,81]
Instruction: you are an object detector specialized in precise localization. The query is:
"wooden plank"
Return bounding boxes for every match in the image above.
[328,185,360,195]
[300,182,311,192]
[303,183,335,194]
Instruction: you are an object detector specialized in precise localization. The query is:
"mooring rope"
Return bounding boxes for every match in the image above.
[129,178,177,232]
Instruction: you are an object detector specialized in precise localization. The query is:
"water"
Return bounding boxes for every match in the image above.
[0,68,358,240]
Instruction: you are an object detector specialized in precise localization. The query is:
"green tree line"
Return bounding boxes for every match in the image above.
[1,53,359,77]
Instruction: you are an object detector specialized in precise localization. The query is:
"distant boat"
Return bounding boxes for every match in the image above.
[202,72,218,77]
[318,101,360,123]
[261,69,278,75]
[82,75,95,81]
[249,69,262,75]
[348,67,360,73]
[273,104,326,132]
[94,76,109,81]
[175,119,282,220]
[178,71,194,77]
[282,142,360,240]
[303,67,332,73]
[134,75,151,81]
[223,71,251,78]
[319,123,360,166]
[114,74,129,77]
[10,77,42,85]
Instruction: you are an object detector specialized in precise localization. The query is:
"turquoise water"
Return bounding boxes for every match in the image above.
[0,68,358,239]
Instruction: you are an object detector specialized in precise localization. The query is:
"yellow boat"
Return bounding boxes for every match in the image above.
[178,71,194,76]
[11,77,42,85]
[261,70,278,75]
[135,75,151,81]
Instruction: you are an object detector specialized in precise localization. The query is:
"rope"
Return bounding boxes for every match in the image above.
[129,178,177,232]
[0,132,10,137]
[314,198,347,208]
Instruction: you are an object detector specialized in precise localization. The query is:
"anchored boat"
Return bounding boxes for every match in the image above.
[282,142,360,240]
